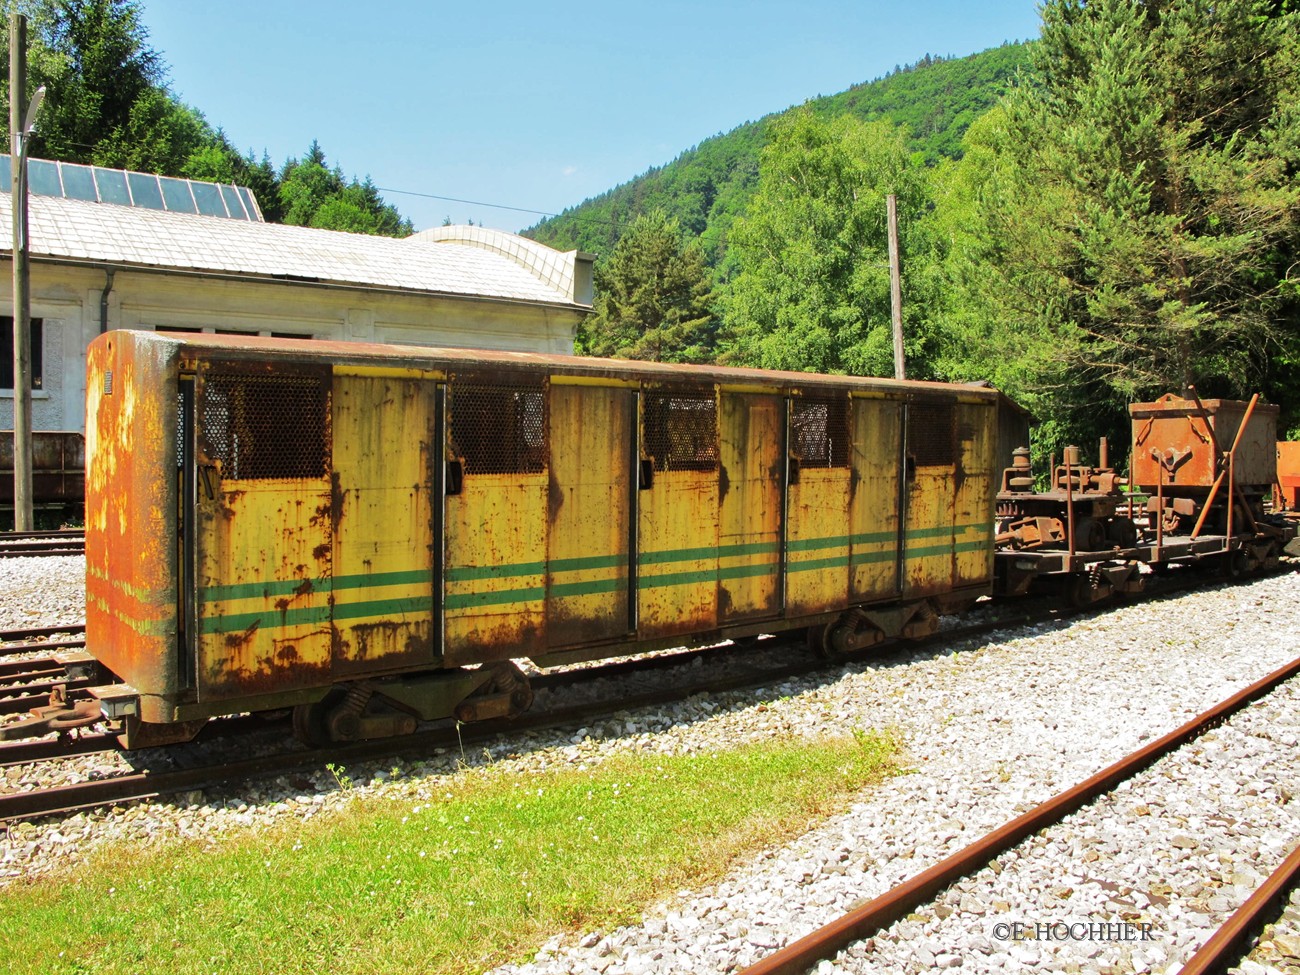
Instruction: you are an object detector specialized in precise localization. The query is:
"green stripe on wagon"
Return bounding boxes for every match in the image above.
[199,522,989,619]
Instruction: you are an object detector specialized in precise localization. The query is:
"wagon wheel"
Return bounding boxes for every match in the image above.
[1221,548,1249,580]
[806,623,835,659]
[293,688,346,747]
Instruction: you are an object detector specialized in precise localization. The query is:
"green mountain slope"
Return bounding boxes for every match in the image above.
[525,43,1030,264]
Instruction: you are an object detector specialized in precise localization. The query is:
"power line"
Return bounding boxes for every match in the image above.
[375,182,741,250]
[373,186,563,221]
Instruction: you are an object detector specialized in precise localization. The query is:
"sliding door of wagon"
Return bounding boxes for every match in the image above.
[546,383,634,649]
[717,392,782,622]
[330,371,438,677]
[637,387,720,640]
[192,365,333,703]
[849,396,903,601]
[952,400,996,589]
[442,377,548,666]
[785,394,853,616]
[901,398,959,597]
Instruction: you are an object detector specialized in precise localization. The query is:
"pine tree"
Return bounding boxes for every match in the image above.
[962,0,1300,435]
[580,210,715,362]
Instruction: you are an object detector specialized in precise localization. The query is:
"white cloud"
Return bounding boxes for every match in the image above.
[561,165,579,177]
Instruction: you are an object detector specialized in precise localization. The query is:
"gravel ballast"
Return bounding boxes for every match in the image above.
[2,554,1298,974]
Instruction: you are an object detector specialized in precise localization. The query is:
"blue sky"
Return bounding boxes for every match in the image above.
[143,1,1043,234]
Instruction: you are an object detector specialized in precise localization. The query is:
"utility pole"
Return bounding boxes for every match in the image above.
[887,194,905,381]
[9,14,42,532]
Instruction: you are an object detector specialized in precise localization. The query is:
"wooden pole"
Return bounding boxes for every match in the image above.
[10,13,33,531]
[887,194,905,380]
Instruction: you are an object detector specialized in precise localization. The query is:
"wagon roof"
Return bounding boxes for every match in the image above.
[110,328,1006,400]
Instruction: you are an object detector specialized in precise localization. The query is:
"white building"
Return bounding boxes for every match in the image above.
[0,156,593,434]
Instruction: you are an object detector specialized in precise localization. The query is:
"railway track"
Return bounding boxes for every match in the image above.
[0,530,85,559]
[0,561,1290,829]
[0,595,1073,825]
[0,562,1266,827]
[0,623,87,663]
[738,655,1300,975]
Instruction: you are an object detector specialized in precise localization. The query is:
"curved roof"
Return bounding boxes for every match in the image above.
[0,188,591,310]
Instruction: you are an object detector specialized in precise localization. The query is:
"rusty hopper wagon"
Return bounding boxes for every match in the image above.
[79,330,1001,748]
[994,391,1292,602]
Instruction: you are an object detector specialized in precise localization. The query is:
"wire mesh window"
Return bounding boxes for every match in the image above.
[200,373,330,480]
[908,401,956,467]
[790,395,851,469]
[643,389,718,472]
[449,381,547,475]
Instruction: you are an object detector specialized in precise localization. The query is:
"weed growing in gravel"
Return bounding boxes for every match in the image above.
[0,732,897,975]
[325,762,352,791]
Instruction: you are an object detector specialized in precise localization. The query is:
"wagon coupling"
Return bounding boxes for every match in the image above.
[0,684,100,740]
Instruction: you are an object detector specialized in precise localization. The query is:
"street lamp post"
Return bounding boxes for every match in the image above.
[9,12,44,532]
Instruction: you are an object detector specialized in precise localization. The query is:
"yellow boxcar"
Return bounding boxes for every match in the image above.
[83,331,1001,746]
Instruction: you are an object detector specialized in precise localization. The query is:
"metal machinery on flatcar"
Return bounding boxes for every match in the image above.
[66,330,1001,748]
[995,391,1292,604]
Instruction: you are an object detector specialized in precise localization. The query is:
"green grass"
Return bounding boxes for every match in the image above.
[0,731,897,975]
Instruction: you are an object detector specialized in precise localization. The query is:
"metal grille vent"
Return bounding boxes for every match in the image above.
[449,381,547,475]
[201,374,329,480]
[791,395,850,469]
[909,401,956,467]
[643,389,718,472]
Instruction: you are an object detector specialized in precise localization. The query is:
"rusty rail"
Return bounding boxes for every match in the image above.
[0,530,85,558]
[739,654,1300,975]
[0,622,85,644]
[0,607,1057,823]
[1178,843,1300,975]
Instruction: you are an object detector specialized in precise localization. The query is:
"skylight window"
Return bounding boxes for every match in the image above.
[0,154,264,221]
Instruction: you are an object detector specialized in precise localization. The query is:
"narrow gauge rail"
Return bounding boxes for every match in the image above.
[1179,844,1300,975]
[0,530,85,559]
[0,623,86,644]
[0,568,1270,825]
[0,593,1113,824]
[738,654,1300,975]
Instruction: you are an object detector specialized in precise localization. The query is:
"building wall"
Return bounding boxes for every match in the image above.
[1,261,583,433]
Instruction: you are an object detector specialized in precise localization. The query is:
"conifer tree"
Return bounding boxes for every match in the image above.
[956,0,1300,435]
[580,210,715,362]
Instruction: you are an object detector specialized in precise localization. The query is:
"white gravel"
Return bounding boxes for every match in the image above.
[2,554,1299,975]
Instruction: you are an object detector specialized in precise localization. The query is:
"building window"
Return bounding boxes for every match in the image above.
[1,316,43,390]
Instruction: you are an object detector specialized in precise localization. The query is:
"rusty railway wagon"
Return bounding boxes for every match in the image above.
[0,430,85,523]
[79,330,1001,748]
[994,392,1294,602]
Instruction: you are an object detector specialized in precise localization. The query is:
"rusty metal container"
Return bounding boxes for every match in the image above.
[1130,394,1278,495]
[84,331,184,725]
[0,430,85,506]
[83,328,1006,740]
[1278,442,1300,511]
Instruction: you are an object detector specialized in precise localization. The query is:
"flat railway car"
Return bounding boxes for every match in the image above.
[77,330,1001,748]
[994,392,1292,602]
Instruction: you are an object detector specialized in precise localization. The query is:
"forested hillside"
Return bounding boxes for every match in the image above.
[525,44,1029,264]
[5,1,1296,449]
[565,0,1299,452]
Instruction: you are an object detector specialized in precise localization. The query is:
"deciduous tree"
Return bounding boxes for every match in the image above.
[719,110,936,377]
